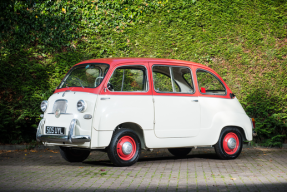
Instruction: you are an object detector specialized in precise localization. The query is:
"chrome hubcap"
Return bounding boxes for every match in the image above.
[122,142,133,155]
[227,138,236,149]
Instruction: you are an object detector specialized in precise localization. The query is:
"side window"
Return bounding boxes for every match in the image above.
[196,70,226,95]
[152,65,194,93]
[108,66,147,92]
[153,66,174,92]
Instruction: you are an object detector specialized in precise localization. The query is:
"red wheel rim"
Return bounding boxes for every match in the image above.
[223,132,239,155]
[116,136,136,160]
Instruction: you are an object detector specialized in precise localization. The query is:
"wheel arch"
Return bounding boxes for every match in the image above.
[113,122,147,149]
[219,126,247,142]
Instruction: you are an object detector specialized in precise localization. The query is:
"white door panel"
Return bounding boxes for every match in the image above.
[154,96,200,138]
[93,95,154,131]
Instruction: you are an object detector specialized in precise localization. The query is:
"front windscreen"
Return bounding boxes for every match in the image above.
[58,63,109,89]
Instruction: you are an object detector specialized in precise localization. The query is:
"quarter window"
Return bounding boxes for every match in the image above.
[108,66,147,92]
[196,70,226,95]
[152,65,194,93]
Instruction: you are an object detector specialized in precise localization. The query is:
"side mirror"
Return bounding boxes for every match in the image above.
[107,83,114,91]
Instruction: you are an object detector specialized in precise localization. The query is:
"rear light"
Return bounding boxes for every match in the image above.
[250,118,257,136]
[251,118,255,129]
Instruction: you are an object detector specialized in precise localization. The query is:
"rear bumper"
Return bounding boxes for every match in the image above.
[36,119,91,143]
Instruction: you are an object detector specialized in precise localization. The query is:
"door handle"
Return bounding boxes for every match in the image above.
[101,97,110,100]
[191,100,198,102]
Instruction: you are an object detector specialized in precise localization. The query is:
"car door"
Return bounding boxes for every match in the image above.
[94,63,154,133]
[151,63,201,138]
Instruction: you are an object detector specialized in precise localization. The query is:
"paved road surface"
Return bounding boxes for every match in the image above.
[0,147,287,192]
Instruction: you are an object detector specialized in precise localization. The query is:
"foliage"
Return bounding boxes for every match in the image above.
[242,90,287,147]
[0,0,286,146]
[109,68,145,91]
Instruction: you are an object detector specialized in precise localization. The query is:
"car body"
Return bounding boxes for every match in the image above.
[36,58,255,166]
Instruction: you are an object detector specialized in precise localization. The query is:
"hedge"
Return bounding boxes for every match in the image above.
[0,0,286,146]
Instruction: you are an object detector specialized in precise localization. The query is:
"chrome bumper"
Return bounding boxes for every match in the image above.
[36,119,91,143]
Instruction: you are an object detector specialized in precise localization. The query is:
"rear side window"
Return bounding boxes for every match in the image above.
[108,65,148,92]
[196,70,226,95]
[152,65,194,93]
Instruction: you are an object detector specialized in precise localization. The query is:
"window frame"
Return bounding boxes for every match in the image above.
[152,65,195,94]
[196,68,227,96]
[107,65,149,93]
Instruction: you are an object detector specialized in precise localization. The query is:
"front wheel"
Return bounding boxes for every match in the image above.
[107,129,141,167]
[59,147,90,162]
[214,127,243,160]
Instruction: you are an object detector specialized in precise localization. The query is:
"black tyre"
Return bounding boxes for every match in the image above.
[168,148,192,157]
[214,127,243,160]
[59,147,90,162]
[107,129,141,167]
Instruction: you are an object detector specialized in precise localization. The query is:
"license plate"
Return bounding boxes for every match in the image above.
[46,126,65,135]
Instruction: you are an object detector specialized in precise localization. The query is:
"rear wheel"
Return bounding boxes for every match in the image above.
[107,129,141,167]
[59,147,90,162]
[168,148,192,157]
[214,127,243,160]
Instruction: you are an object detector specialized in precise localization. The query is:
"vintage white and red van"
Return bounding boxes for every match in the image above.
[36,58,255,166]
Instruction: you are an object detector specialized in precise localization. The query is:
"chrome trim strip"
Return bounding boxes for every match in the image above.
[47,113,73,115]
[100,97,110,100]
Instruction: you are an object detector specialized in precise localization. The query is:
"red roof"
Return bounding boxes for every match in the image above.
[75,57,208,69]
[55,57,231,97]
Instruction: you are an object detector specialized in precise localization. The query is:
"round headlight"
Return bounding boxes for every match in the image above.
[41,100,48,112]
[77,100,86,112]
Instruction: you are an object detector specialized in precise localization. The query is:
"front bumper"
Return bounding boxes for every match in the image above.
[36,119,91,143]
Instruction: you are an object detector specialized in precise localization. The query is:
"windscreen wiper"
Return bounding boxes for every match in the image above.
[75,77,85,89]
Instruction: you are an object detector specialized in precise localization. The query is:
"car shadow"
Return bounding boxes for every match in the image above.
[83,160,114,167]
[82,150,221,167]
[138,152,221,162]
